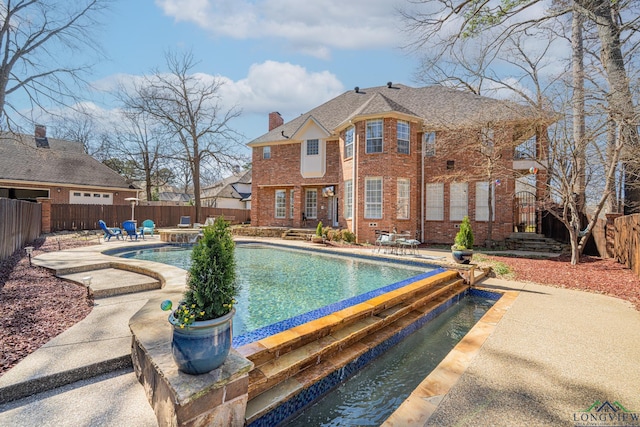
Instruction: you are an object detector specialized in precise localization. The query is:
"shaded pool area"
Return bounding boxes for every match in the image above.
[113,242,443,346]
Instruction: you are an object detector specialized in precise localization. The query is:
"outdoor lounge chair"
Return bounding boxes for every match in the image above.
[122,220,142,240]
[141,219,155,236]
[177,216,191,228]
[99,220,122,241]
[203,217,216,227]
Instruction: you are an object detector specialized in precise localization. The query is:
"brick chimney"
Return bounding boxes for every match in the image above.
[35,124,49,148]
[269,112,284,131]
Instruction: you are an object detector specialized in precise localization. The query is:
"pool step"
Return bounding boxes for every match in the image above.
[58,268,161,298]
[241,271,468,424]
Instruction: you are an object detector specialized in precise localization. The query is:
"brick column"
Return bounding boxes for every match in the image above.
[37,198,52,234]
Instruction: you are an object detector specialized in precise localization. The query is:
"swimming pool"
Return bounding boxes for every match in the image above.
[116,243,443,346]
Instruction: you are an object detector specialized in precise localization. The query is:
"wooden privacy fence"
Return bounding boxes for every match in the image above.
[614,213,640,278]
[50,204,251,232]
[0,198,41,261]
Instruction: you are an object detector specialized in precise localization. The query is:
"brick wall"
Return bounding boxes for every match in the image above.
[252,120,525,245]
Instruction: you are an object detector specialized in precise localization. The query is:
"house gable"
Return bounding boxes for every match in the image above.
[294,117,331,179]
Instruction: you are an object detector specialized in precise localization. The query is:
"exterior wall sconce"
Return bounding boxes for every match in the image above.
[25,246,34,266]
[56,187,61,193]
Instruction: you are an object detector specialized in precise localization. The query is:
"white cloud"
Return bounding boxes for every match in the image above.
[89,60,344,138]
[155,0,403,57]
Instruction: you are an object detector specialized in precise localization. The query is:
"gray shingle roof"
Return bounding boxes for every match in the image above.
[248,84,540,146]
[201,169,252,200]
[0,132,135,189]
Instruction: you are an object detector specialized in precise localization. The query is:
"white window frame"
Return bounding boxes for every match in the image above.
[364,177,383,219]
[424,132,436,157]
[263,146,271,159]
[450,182,468,221]
[425,183,444,221]
[475,181,495,222]
[397,178,410,219]
[305,189,318,219]
[275,190,286,218]
[344,126,354,158]
[366,119,383,154]
[306,139,319,156]
[397,120,410,154]
[344,179,353,219]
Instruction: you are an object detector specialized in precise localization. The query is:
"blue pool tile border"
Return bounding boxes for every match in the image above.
[247,288,502,427]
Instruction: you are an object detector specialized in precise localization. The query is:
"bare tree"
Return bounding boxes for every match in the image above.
[49,104,105,156]
[400,0,640,213]
[0,0,110,128]
[105,104,171,201]
[126,50,245,222]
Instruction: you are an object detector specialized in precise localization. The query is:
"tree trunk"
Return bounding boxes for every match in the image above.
[576,0,640,213]
[572,8,586,214]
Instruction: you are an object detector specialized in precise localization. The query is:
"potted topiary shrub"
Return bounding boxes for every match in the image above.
[312,221,325,243]
[451,215,474,264]
[160,217,239,374]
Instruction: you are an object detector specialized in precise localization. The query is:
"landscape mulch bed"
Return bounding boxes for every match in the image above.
[0,236,96,376]
[1,238,639,378]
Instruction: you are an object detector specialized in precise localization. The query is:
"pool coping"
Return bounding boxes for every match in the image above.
[381,286,519,426]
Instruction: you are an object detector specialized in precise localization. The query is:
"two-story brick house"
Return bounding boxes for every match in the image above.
[248,83,548,245]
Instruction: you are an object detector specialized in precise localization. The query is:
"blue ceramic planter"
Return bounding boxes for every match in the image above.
[451,249,473,264]
[169,308,234,375]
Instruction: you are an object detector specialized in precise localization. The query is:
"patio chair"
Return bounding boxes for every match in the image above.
[122,220,142,240]
[99,220,122,241]
[141,219,155,237]
[203,217,216,227]
[177,216,191,228]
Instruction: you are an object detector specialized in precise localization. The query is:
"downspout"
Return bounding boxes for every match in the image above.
[353,132,358,241]
[421,132,425,243]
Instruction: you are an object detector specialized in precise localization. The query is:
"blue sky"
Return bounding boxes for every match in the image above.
[80,0,419,143]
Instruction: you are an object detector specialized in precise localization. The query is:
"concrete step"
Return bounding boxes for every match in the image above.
[58,268,161,298]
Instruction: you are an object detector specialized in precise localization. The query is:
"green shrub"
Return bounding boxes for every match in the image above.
[453,216,474,250]
[342,229,355,243]
[316,221,323,237]
[182,217,239,321]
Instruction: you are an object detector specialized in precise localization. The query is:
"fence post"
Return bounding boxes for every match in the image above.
[37,198,52,234]
[605,213,623,258]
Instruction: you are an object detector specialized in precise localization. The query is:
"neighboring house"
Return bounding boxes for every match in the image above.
[201,169,252,210]
[136,182,193,205]
[248,84,550,244]
[0,126,138,204]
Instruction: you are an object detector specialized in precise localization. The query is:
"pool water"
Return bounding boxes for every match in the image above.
[286,294,495,426]
[117,244,438,344]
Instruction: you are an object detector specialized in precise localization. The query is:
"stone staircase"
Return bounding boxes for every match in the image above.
[504,232,569,253]
[237,270,468,425]
[281,228,315,241]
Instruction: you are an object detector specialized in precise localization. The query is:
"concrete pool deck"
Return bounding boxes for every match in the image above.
[1,237,639,426]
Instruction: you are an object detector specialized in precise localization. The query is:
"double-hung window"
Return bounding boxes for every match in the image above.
[397,179,410,219]
[475,181,495,221]
[450,182,468,221]
[305,189,318,219]
[275,190,286,218]
[344,126,354,158]
[366,119,383,153]
[364,177,383,219]
[425,183,444,220]
[344,180,353,219]
[397,120,410,154]
[263,146,271,159]
[289,190,295,219]
[424,132,436,157]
